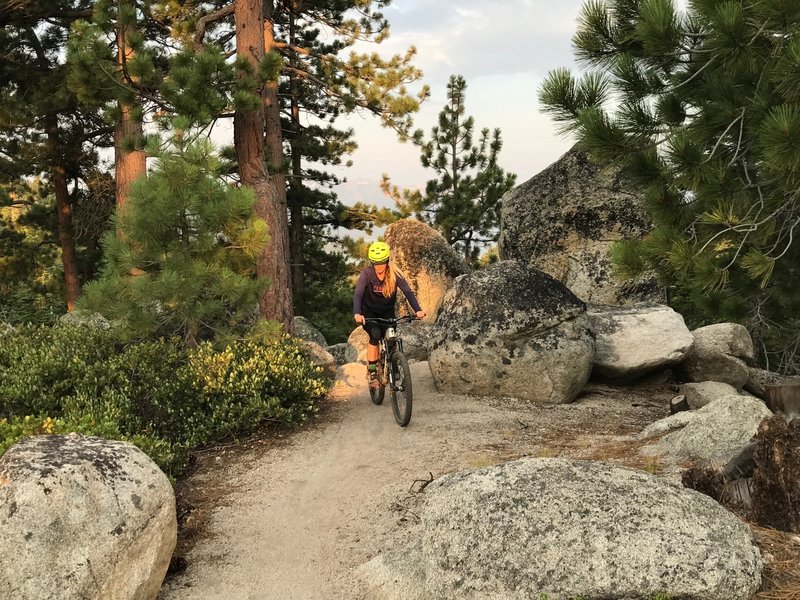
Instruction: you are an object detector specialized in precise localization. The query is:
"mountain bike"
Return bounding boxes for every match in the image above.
[363,315,416,427]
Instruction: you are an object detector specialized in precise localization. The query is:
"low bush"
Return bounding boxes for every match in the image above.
[0,324,331,476]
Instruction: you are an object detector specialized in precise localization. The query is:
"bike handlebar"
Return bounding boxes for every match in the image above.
[363,315,418,325]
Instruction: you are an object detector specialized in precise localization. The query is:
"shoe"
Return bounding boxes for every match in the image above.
[368,370,380,390]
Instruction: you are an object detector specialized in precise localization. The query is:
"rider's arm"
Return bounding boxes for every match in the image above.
[353,269,369,315]
[396,275,423,313]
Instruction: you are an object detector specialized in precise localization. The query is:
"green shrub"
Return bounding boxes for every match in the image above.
[0,324,331,475]
[0,324,119,417]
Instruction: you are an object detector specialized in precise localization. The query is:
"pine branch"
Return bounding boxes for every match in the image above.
[192,3,235,50]
[704,107,746,164]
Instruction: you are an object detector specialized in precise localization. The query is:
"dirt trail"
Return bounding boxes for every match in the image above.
[159,362,673,600]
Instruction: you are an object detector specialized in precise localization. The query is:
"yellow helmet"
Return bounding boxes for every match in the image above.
[368,241,390,264]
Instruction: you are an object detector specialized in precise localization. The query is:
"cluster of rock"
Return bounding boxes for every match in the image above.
[636,323,782,466]
[345,156,785,598]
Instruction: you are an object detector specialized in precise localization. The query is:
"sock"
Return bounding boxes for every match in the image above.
[368,361,378,372]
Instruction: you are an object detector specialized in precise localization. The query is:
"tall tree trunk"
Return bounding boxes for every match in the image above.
[288,8,304,299]
[114,0,146,210]
[45,118,81,311]
[263,0,293,326]
[234,0,293,329]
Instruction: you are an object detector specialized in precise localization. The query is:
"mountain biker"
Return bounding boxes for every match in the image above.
[353,241,426,389]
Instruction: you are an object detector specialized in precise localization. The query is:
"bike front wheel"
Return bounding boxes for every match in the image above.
[370,380,385,405]
[390,351,413,426]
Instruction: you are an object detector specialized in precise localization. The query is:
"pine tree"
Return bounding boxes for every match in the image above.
[539,0,800,372]
[382,75,516,265]
[0,0,111,312]
[80,129,268,346]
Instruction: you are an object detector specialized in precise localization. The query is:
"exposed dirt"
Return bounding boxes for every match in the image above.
[157,362,796,600]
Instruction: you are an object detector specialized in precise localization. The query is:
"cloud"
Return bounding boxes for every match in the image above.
[374,0,587,82]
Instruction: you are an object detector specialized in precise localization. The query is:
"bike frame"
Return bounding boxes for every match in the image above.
[364,315,413,391]
[378,335,403,390]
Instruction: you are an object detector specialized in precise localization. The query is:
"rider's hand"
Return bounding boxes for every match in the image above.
[354,314,365,324]
[415,310,426,320]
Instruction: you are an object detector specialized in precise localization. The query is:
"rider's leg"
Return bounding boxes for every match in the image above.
[367,342,380,363]
[365,326,382,388]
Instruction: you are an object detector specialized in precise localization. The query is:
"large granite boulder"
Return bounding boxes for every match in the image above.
[681,323,756,388]
[499,145,659,305]
[588,304,694,380]
[292,316,327,347]
[384,218,468,322]
[641,394,773,464]
[428,260,594,403]
[0,434,176,600]
[359,458,762,600]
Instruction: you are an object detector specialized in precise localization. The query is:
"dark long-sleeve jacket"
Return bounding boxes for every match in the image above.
[353,266,422,315]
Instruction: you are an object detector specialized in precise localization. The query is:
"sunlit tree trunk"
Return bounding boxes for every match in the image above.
[234,0,293,329]
[114,0,146,210]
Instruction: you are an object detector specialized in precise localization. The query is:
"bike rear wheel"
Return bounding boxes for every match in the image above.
[390,351,413,426]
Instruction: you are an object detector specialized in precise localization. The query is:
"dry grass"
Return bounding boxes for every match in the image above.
[752,524,800,600]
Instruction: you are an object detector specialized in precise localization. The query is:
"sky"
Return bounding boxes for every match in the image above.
[327,0,589,211]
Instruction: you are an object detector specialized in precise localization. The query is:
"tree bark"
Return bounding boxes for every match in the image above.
[45,118,81,311]
[114,0,146,210]
[234,0,293,329]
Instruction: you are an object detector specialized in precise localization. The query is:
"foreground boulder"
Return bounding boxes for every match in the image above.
[498,146,658,304]
[641,394,773,464]
[359,458,762,600]
[0,434,176,600]
[429,261,594,403]
[681,323,756,388]
[384,218,468,322]
[588,304,693,380]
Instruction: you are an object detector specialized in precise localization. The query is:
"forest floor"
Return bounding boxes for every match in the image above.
[158,362,800,600]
